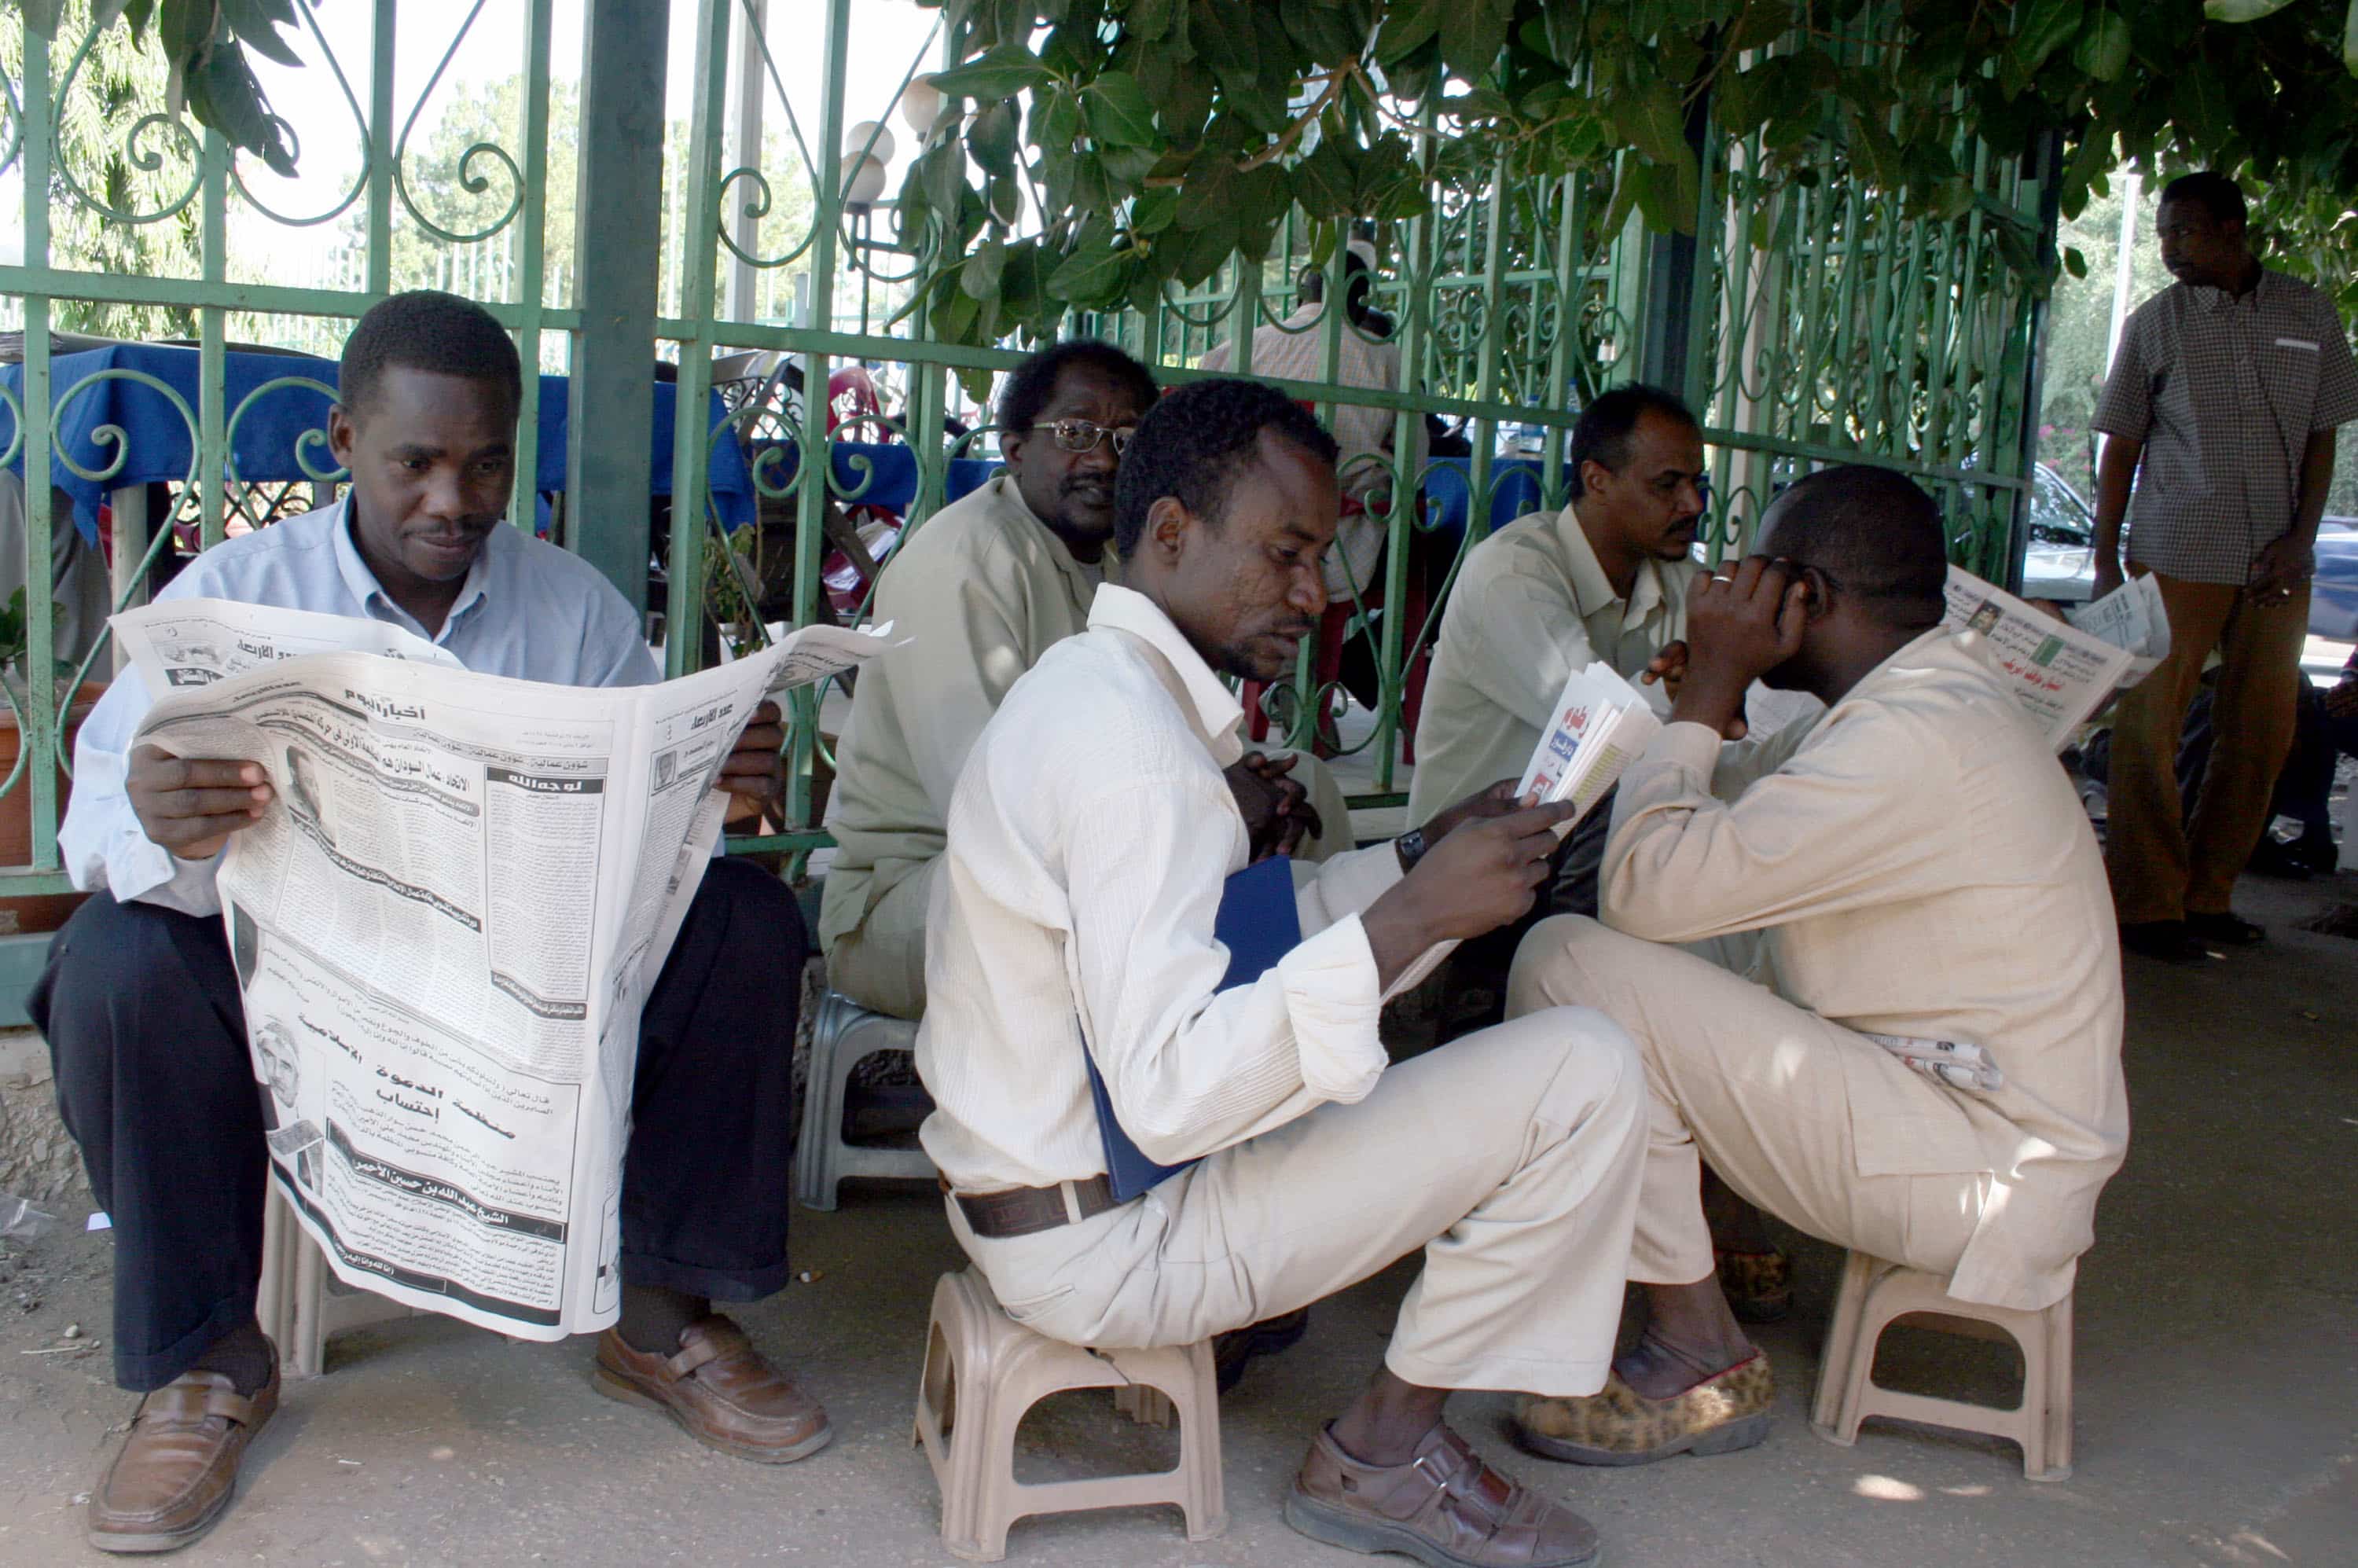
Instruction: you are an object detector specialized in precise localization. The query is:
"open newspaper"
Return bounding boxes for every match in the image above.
[1942,566,2170,746]
[1515,661,1665,835]
[111,598,892,1341]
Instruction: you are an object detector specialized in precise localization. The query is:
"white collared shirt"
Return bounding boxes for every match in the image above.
[916,584,1406,1194]
[63,498,656,916]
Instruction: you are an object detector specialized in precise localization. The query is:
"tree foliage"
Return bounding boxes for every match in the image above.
[883,0,2358,356]
[11,0,303,175]
[4,0,200,339]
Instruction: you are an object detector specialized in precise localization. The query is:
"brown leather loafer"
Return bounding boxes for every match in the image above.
[88,1344,281,1554]
[1284,1421,1602,1567]
[593,1316,832,1463]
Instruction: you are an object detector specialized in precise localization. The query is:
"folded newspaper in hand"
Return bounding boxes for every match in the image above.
[1942,566,2172,747]
[1515,661,1665,835]
[113,598,896,1342]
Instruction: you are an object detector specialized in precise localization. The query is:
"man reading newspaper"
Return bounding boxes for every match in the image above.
[33,292,826,1556]
[1503,466,2128,1467]
[919,379,1652,1568]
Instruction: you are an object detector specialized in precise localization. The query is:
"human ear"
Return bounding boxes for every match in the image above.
[1146,495,1191,562]
[326,404,358,466]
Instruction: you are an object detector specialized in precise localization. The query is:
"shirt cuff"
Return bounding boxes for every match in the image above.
[1294,842,1404,935]
[1649,720,1725,774]
[1274,914,1388,1105]
[104,833,226,918]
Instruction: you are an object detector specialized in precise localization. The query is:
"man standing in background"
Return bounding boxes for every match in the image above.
[2091,171,2358,961]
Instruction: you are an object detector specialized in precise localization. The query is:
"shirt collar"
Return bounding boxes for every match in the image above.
[331,496,498,644]
[1085,583,1247,756]
[992,472,1111,589]
[2188,266,2274,314]
[1552,505,1666,620]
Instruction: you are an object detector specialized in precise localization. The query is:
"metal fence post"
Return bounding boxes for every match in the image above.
[566,0,672,615]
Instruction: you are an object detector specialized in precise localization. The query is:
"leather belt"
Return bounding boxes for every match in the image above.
[942,1174,1125,1239]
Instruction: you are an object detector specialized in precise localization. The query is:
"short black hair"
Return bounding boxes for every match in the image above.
[339,290,523,424]
[1114,377,1340,558]
[2159,171,2246,229]
[1568,384,1699,499]
[1757,464,1948,622]
[994,338,1159,440]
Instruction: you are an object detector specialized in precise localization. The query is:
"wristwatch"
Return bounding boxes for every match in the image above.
[1395,827,1430,873]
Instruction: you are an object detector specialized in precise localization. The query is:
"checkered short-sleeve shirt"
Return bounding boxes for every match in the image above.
[2093,269,2358,585]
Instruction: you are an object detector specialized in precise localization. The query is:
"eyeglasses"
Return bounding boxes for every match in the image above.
[1021,418,1136,456]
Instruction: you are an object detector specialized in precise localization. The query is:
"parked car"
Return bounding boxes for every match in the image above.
[2017,465,2358,642]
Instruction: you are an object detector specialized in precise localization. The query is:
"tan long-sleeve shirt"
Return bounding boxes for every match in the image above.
[1601,627,2128,1308]
[1409,508,1698,827]
[818,475,1109,954]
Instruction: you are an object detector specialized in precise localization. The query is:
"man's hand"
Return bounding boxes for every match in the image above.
[1361,799,1578,986]
[1640,639,1688,698]
[1673,556,1808,740]
[127,744,273,861]
[717,701,785,825]
[1225,751,1322,861]
[2246,535,2314,604]
[1419,778,1524,846]
[2327,674,2358,721]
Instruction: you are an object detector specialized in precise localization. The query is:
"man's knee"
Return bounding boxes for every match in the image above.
[1504,913,1625,1017]
[1453,1001,1644,1134]
[34,892,223,1050]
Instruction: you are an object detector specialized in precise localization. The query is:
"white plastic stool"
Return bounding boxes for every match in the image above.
[795,991,935,1210]
[1810,1250,2074,1481]
[255,1181,420,1379]
[913,1268,1225,1562]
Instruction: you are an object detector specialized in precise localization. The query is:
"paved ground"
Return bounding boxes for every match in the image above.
[1,868,2352,1566]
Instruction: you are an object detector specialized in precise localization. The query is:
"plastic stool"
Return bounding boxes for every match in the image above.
[255,1181,419,1379]
[1811,1250,2073,1481]
[913,1268,1225,1562]
[795,991,936,1210]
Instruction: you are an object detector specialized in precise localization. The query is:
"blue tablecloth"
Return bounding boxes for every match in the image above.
[748,439,998,518]
[2,343,755,543]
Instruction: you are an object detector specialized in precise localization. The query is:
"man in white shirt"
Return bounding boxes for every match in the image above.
[1504,467,2127,1467]
[32,292,828,1555]
[920,377,1651,1568]
[821,340,1347,1019]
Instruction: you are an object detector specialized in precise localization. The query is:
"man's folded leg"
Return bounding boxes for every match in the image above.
[594,857,832,1463]
[32,892,281,1553]
[952,1006,1649,1567]
[1506,916,1988,1467]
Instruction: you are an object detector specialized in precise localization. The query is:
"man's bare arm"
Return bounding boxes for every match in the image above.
[2091,431,2141,602]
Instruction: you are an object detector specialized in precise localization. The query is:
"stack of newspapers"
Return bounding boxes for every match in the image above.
[1515,662,1665,833]
[1942,567,2172,747]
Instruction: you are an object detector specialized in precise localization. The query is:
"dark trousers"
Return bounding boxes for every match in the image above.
[1438,796,1614,1040]
[31,857,807,1392]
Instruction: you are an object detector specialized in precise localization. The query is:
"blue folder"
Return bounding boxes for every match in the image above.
[1084,855,1303,1202]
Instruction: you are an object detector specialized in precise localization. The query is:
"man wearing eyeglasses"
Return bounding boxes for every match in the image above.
[821,340,1353,1023]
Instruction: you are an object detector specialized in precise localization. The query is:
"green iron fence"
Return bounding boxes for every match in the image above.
[0,0,2053,905]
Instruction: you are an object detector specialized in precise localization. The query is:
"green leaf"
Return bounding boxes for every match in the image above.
[966,101,1019,179]
[2201,0,2297,19]
[1047,239,1131,307]
[2064,245,2089,279]
[222,0,303,67]
[1130,186,1181,234]
[1610,81,1690,168]
[1128,0,1182,44]
[2072,10,2131,82]
[1192,0,1259,90]
[187,46,298,178]
[1438,0,1512,79]
[961,236,1008,302]
[1083,71,1160,149]
[2009,0,2083,73]
[1291,132,1357,218]
[1374,0,1442,65]
[928,42,1052,101]
[1174,144,1237,227]
[1724,0,1794,53]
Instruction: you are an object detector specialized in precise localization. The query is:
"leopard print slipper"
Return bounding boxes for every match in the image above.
[1716,1246,1794,1324]
[1515,1352,1774,1467]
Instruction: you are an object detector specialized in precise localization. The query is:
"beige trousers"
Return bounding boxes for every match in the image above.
[1508,917,1986,1287]
[825,751,1360,1021]
[947,1006,1647,1399]
[2104,571,2310,924]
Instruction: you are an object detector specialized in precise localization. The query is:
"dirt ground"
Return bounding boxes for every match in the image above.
[0,872,2352,1567]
